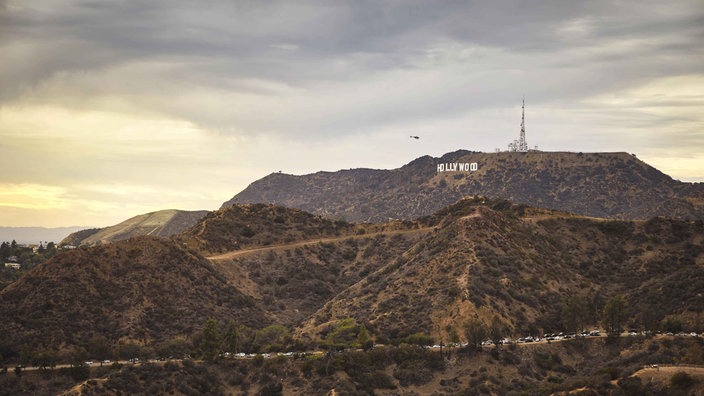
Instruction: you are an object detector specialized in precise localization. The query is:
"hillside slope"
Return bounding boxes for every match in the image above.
[178,203,429,326]
[298,197,704,342]
[0,204,425,353]
[61,209,208,246]
[223,151,704,222]
[0,236,267,350]
[2,200,702,358]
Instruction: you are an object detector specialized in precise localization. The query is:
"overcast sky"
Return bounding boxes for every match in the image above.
[1,0,703,227]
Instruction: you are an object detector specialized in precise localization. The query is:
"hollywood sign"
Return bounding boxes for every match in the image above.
[437,162,479,172]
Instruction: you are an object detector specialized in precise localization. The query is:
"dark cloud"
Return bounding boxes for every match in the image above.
[1,0,702,139]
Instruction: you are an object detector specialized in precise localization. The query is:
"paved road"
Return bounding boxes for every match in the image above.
[12,359,180,373]
[8,333,701,373]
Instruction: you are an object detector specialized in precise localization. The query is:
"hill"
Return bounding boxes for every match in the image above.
[0,236,267,352]
[297,197,704,342]
[0,203,423,356]
[5,200,703,351]
[176,203,428,326]
[223,150,704,222]
[175,203,418,255]
[1,200,702,372]
[61,209,208,246]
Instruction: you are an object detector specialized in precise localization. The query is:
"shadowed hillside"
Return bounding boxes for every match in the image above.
[224,151,704,222]
[0,236,267,351]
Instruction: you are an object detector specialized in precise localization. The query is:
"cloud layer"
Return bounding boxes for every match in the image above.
[1,0,703,227]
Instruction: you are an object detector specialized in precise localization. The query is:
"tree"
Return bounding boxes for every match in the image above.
[587,292,604,326]
[69,346,88,367]
[222,319,239,353]
[323,318,360,350]
[88,335,112,363]
[640,304,663,332]
[253,325,290,353]
[356,324,373,350]
[199,318,222,360]
[66,346,89,381]
[464,318,487,352]
[35,348,58,370]
[115,341,142,361]
[489,316,504,348]
[562,295,588,335]
[446,325,460,358]
[602,295,627,336]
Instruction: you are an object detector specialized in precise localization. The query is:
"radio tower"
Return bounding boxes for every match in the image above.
[519,98,528,151]
[508,98,529,152]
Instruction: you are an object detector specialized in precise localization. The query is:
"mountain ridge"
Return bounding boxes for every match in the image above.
[0,235,268,350]
[223,150,704,222]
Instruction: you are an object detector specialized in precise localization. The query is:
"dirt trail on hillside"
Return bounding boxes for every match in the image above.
[206,227,435,261]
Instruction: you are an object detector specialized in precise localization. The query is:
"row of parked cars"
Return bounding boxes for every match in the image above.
[84,360,111,366]
[221,352,297,359]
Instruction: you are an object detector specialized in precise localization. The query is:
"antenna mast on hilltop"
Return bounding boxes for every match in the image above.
[508,98,529,152]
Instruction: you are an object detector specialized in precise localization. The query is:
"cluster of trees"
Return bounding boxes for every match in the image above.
[464,316,505,351]
[196,317,374,362]
[561,294,628,336]
[197,318,296,361]
[0,240,59,270]
[1,240,61,291]
[321,318,372,351]
[459,295,631,353]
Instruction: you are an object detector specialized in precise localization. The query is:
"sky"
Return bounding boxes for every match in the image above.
[1,0,703,228]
